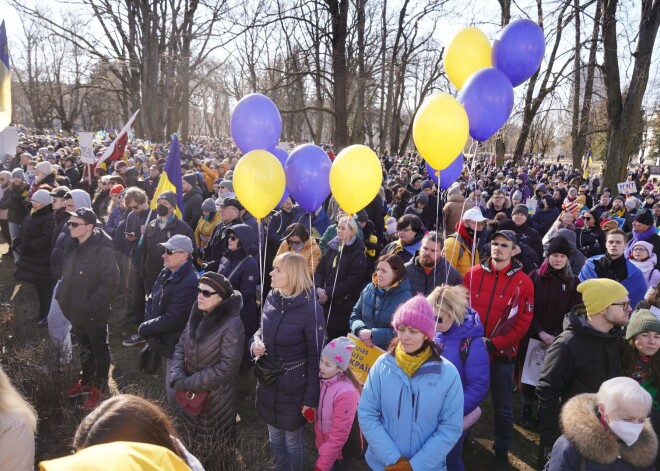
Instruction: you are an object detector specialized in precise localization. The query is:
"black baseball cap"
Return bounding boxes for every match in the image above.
[67,208,97,225]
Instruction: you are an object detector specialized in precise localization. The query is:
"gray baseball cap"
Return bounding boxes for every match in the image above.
[158,234,193,254]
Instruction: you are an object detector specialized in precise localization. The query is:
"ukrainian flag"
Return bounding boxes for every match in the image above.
[583,150,592,179]
[150,134,183,218]
[0,21,11,131]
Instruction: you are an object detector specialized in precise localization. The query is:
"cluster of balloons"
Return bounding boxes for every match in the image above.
[230,94,382,219]
[414,19,545,189]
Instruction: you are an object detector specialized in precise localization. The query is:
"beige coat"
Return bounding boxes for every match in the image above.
[276,238,322,276]
[0,412,35,471]
[443,193,474,233]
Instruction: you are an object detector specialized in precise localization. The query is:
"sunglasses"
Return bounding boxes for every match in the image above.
[66,221,87,228]
[583,216,593,221]
[228,235,238,241]
[164,248,186,255]
[197,288,219,298]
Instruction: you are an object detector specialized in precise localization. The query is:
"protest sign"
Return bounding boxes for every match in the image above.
[616,181,637,195]
[347,333,386,384]
[521,338,546,386]
[0,126,18,158]
[79,132,95,164]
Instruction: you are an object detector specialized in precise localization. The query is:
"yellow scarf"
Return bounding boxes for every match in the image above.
[395,343,432,377]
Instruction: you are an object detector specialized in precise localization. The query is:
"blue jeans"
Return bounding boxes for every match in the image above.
[267,424,305,471]
[446,431,467,471]
[490,360,515,453]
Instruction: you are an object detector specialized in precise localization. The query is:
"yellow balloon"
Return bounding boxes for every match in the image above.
[329,145,382,215]
[445,27,492,90]
[413,93,469,170]
[233,150,285,219]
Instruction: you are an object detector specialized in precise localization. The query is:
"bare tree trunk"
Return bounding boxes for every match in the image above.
[327,0,350,150]
[352,0,366,144]
[601,0,660,192]
[570,0,582,169]
[377,0,388,154]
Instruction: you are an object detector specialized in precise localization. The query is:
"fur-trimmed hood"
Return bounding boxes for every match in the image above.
[188,291,243,342]
[560,393,658,468]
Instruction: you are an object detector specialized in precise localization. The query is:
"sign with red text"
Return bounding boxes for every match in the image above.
[347,333,386,384]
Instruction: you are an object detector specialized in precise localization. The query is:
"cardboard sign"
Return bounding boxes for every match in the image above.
[617,181,637,195]
[0,126,18,158]
[521,338,547,386]
[79,132,95,164]
[347,333,386,384]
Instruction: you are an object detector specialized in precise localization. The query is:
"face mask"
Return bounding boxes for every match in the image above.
[607,417,644,446]
[412,207,423,214]
[291,242,304,252]
[156,204,171,217]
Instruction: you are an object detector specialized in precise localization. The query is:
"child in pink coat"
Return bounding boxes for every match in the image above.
[314,337,361,471]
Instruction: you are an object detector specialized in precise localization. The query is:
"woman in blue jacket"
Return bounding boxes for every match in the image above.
[349,254,412,350]
[357,295,464,471]
[429,285,490,471]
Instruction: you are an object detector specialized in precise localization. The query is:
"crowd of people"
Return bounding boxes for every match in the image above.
[2,133,660,470]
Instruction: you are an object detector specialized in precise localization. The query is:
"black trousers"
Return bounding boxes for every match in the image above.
[71,322,110,391]
[130,269,146,325]
[36,282,54,320]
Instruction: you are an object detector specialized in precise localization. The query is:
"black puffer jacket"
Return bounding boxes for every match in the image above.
[56,228,121,326]
[170,292,245,437]
[14,204,55,285]
[0,183,29,223]
[182,185,204,231]
[575,226,606,257]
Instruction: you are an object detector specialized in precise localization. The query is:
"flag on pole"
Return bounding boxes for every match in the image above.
[582,150,592,179]
[95,109,140,166]
[0,21,11,132]
[150,135,183,218]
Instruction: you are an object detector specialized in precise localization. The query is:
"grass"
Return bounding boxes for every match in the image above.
[0,240,541,470]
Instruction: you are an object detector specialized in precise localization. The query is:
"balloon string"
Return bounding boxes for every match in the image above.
[324,230,345,338]
[310,213,321,353]
[258,219,266,338]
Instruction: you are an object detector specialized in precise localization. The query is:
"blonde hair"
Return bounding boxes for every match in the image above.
[273,252,313,297]
[0,365,38,432]
[337,216,358,237]
[427,285,469,327]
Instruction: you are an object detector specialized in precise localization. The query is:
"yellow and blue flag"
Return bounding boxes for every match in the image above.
[0,21,11,131]
[583,150,592,179]
[150,134,183,218]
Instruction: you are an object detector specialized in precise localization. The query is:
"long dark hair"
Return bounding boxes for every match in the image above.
[622,340,660,392]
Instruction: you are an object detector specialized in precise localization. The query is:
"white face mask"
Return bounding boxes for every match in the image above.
[607,417,644,446]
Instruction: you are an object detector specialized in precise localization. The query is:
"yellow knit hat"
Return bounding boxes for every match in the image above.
[577,278,629,316]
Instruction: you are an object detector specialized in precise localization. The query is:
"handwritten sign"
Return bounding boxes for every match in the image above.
[79,132,95,164]
[347,333,386,384]
[521,338,547,386]
[617,181,637,195]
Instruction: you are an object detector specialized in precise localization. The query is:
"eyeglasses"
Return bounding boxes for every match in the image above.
[397,227,413,234]
[66,221,86,228]
[583,216,593,221]
[611,301,630,310]
[632,247,648,252]
[198,288,219,298]
[228,235,238,241]
[491,241,511,248]
[163,248,185,255]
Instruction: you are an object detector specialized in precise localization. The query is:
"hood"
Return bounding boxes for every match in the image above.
[435,306,484,343]
[66,227,113,253]
[517,173,528,184]
[327,235,365,253]
[448,192,465,203]
[228,223,257,255]
[184,185,203,199]
[68,189,92,210]
[486,196,512,210]
[555,228,578,249]
[565,305,625,339]
[560,393,658,468]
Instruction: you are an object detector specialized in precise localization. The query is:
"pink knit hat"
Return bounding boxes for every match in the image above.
[391,295,436,340]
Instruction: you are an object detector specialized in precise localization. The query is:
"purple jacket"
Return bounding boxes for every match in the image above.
[433,307,490,415]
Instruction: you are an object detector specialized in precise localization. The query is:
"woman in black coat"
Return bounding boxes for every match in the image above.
[250,252,325,471]
[217,223,260,367]
[14,190,55,324]
[575,210,606,257]
[315,216,367,340]
[170,273,245,445]
[0,171,30,263]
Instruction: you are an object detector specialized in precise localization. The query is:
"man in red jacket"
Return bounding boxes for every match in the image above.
[463,229,534,470]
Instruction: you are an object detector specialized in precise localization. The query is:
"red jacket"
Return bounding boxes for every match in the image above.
[463,258,534,360]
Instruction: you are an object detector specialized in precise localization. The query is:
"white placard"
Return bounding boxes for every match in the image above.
[527,198,538,216]
[521,338,547,386]
[617,181,637,195]
[0,126,18,158]
[79,132,95,164]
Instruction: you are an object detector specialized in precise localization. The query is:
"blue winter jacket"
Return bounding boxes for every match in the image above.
[433,307,489,416]
[578,254,646,309]
[349,278,413,349]
[357,353,464,471]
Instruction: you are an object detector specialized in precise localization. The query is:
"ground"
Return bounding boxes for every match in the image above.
[0,240,541,470]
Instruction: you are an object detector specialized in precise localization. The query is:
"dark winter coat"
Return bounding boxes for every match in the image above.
[182,186,204,231]
[349,277,413,349]
[530,202,560,237]
[141,216,196,293]
[64,166,81,188]
[314,236,368,335]
[217,224,261,344]
[547,394,657,471]
[266,205,311,245]
[405,253,463,296]
[138,260,199,359]
[56,228,121,326]
[203,217,244,267]
[575,226,606,257]
[251,290,325,431]
[170,293,245,437]
[0,184,29,223]
[536,306,624,445]
[514,221,544,259]
[14,205,55,285]
[124,208,156,270]
[141,176,160,201]
[122,167,140,188]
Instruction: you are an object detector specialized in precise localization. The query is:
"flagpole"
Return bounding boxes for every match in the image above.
[138,209,152,248]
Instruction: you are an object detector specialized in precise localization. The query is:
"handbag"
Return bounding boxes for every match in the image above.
[139,344,161,375]
[253,357,285,385]
[175,389,210,417]
[341,411,364,459]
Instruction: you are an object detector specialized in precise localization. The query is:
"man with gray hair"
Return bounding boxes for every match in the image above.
[405,231,462,295]
[138,234,198,405]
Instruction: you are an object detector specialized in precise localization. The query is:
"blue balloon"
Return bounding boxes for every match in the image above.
[272,146,288,168]
[458,68,514,142]
[285,144,332,212]
[428,155,464,190]
[492,19,545,87]
[230,94,282,153]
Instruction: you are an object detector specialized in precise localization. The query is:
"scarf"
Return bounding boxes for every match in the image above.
[394,343,432,377]
[595,253,628,282]
[632,355,660,410]
[456,220,475,247]
[629,257,656,281]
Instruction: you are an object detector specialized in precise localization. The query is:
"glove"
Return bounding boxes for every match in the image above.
[301,406,316,423]
[385,457,412,471]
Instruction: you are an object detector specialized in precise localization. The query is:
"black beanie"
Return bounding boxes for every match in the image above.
[547,236,572,257]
